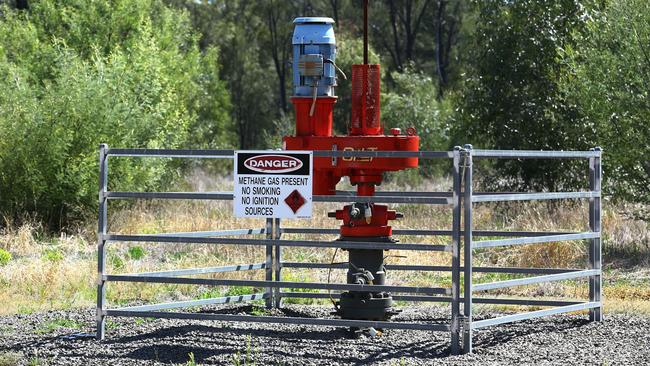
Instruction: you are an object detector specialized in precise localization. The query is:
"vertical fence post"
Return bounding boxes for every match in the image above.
[274,217,283,308]
[265,218,274,309]
[96,144,108,340]
[451,146,462,355]
[462,144,473,354]
[589,147,603,321]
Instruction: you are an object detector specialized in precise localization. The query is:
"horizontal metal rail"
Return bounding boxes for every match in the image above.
[280,227,576,238]
[108,148,234,158]
[113,293,268,312]
[337,190,452,197]
[472,269,600,292]
[123,263,267,278]
[281,262,583,275]
[106,191,450,205]
[471,301,602,329]
[472,150,600,159]
[472,232,600,249]
[104,234,451,252]
[107,191,233,200]
[472,191,599,203]
[104,310,451,331]
[105,275,451,295]
[106,191,599,205]
[106,148,599,160]
[279,292,583,307]
[155,229,267,237]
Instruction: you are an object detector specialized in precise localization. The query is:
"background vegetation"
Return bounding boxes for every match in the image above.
[0,0,648,227]
[0,0,648,319]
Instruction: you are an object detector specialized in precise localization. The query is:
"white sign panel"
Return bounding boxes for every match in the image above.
[234,150,313,218]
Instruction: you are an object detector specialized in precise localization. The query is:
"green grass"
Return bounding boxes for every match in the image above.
[35,318,83,334]
[225,286,257,297]
[231,335,258,366]
[186,352,198,366]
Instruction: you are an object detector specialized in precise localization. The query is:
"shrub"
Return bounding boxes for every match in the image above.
[0,249,11,266]
[0,0,233,228]
[127,246,146,261]
[42,248,63,262]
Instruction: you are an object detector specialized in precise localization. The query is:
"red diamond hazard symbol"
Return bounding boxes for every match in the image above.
[284,189,306,214]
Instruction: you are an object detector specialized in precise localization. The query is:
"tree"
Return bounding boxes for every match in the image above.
[373,0,432,72]
[433,0,462,98]
[458,0,593,192]
[562,0,650,202]
[0,0,233,227]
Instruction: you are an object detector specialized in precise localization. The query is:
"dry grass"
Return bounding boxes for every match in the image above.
[0,175,648,315]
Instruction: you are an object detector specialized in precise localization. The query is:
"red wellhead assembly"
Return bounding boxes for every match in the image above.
[284,2,419,321]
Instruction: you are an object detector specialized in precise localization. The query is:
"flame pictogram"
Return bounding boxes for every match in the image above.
[284,189,306,214]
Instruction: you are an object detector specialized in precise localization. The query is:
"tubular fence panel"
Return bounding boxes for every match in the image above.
[95,145,602,355]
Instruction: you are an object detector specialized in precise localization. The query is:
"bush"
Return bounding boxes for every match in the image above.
[42,248,63,262]
[127,246,146,261]
[0,249,11,266]
[0,0,233,228]
[561,0,650,202]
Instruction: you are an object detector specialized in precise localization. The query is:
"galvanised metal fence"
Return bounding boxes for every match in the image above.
[95,144,602,355]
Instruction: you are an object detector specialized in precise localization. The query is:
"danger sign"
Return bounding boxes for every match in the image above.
[234,151,313,218]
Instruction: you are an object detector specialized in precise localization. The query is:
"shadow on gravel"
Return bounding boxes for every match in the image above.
[106,305,452,364]
[98,306,603,364]
[112,324,449,365]
[471,316,592,349]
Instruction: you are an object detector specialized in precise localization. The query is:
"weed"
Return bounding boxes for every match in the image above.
[249,306,271,316]
[128,246,146,260]
[186,352,198,366]
[0,325,14,335]
[134,317,155,326]
[0,352,22,366]
[106,320,119,330]
[0,249,11,266]
[42,248,64,262]
[231,335,257,366]
[197,287,224,300]
[225,286,256,297]
[109,253,124,270]
[35,318,82,334]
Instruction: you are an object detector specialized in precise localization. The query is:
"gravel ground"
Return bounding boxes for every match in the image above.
[0,304,648,365]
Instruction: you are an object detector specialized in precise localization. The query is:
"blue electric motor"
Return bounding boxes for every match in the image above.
[292,17,337,97]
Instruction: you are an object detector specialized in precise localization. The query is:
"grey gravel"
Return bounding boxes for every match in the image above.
[0,304,648,365]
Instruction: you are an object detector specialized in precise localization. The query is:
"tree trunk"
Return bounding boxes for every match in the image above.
[16,0,29,10]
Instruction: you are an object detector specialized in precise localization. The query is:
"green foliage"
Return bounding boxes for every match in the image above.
[331,32,381,134]
[0,0,232,227]
[196,287,223,300]
[0,248,11,266]
[458,0,593,192]
[224,286,255,297]
[127,246,146,261]
[382,70,453,151]
[562,0,650,202]
[42,247,63,262]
